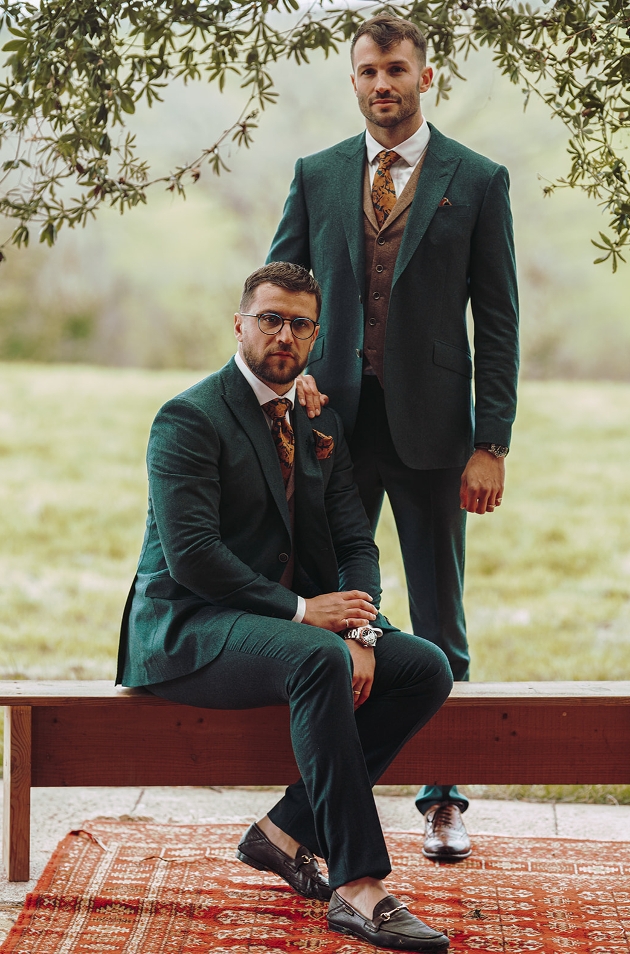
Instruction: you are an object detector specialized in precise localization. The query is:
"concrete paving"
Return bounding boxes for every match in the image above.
[1,786,629,940]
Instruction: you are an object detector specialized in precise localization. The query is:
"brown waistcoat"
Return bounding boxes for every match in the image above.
[363,154,427,385]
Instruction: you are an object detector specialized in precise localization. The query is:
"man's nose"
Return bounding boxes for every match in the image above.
[276,320,294,344]
[374,74,391,93]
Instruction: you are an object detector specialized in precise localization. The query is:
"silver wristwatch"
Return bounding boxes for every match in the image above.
[475,442,509,459]
[342,625,383,648]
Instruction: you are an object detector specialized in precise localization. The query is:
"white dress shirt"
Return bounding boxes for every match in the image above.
[234,350,305,623]
[366,119,431,197]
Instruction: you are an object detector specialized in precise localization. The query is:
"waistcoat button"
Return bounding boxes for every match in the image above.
[375,265,384,273]
[279,553,289,563]
[377,237,385,245]
[368,318,377,326]
[372,292,380,300]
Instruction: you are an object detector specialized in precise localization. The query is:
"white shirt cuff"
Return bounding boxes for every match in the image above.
[292,596,306,623]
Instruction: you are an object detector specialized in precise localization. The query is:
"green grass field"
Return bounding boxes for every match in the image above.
[1,364,629,800]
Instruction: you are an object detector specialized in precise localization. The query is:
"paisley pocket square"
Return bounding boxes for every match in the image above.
[312,429,335,460]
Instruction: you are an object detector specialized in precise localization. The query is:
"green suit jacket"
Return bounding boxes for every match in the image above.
[116,358,391,687]
[268,124,520,470]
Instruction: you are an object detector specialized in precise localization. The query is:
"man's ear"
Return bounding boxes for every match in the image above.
[308,323,320,354]
[350,72,358,96]
[420,65,433,94]
[234,313,244,342]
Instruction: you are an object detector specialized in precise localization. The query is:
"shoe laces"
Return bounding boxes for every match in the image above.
[429,803,460,832]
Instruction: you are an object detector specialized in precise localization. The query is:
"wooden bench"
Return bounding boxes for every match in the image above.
[2,680,629,882]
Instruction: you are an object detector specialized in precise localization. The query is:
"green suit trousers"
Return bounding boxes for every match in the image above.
[147,615,452,888]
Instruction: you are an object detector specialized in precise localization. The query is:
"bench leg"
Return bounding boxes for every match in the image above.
[3,706,32,881]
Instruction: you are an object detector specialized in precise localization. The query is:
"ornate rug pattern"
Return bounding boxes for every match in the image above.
[1,821,629,953]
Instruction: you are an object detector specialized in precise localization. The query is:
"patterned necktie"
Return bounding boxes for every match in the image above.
[371,149,401,229]
[263,398,294,487]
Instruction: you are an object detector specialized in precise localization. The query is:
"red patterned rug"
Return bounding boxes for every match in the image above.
[2,820,629,953]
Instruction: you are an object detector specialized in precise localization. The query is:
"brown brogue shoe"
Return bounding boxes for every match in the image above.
[423,802,471,861]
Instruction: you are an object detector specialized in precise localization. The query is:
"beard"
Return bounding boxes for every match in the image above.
[358,86,421,129]
[242,342,309,386]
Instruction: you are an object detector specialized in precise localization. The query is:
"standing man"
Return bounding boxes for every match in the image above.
[268,14,519,861]
[117,262,453,951]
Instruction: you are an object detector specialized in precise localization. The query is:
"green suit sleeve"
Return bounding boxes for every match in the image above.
[147,398,299,619]
[320,413,385,615]
[267,158,312,269]
[469,165,520,447]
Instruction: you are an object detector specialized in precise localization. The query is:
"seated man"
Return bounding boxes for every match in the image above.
[116,262,453,951]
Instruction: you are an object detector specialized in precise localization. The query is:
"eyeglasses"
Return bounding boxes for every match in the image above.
[239,312,319,340]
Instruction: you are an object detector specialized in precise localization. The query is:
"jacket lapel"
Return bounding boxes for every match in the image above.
[292,404,338,589]
[336,134,368,296]
[221,360,291,535]
[393,125,461,286]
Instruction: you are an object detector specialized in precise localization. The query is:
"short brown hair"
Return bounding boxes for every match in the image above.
[240,262,322,318]
[351,14,427,67]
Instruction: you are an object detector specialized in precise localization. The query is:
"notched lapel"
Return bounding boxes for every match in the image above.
[336,136,367,296]
[393,133,461,285]
[221,364,291,534]
[293,405,336,586]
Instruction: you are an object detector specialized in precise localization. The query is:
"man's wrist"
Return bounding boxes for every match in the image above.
[474,442,509,459]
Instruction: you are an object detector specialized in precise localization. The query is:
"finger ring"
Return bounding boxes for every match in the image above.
[497,497,503,504]
[343,619,348,629]
[353,690,360,695]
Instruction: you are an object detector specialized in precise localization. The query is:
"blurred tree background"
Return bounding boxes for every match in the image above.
[1,43,629,378]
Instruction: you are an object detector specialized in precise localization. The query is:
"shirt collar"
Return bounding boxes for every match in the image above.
[365,119,431,167]
[235,350,296,410]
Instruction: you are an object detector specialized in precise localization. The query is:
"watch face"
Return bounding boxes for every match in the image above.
[362,630,378,648]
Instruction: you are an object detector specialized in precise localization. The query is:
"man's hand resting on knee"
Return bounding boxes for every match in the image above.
[303,590,377,632]
[346,640,375,707]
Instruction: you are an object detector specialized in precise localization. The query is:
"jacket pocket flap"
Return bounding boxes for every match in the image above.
[433,340,472,378]
[145,571,195,601]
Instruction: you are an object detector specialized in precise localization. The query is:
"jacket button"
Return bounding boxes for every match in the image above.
[358,295,363,303]
[279,553,289,563]
[372,292,380,300]
[356,349,363,358]
[375,264,384,273]
[377,237,385,245]
[368,318,377,326]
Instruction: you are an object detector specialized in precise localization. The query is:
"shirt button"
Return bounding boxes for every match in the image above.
[375,265,384,273]
[372,292,380,300]
[368,318,377,326]
[279,553,289,563]
[377,237,385,246]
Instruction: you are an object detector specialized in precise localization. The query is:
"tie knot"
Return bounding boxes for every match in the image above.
[375,149,401,172]
[263,398,291,421]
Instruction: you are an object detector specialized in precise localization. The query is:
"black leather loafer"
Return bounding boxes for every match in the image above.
[328,891,449,950]
[236,823,332,901]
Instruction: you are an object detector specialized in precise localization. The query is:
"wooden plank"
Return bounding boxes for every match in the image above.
[31,705,298,787]
[383,703,630,784]
[2,680,630,706]
[30,699,630,787]
[3,707,32,881]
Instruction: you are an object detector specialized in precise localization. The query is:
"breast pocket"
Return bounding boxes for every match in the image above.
[427,206,472,248]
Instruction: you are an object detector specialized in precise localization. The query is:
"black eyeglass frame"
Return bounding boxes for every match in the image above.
[239,311,319,340]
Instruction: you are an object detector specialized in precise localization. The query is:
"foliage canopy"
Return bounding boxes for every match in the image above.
[0,0,629,267]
